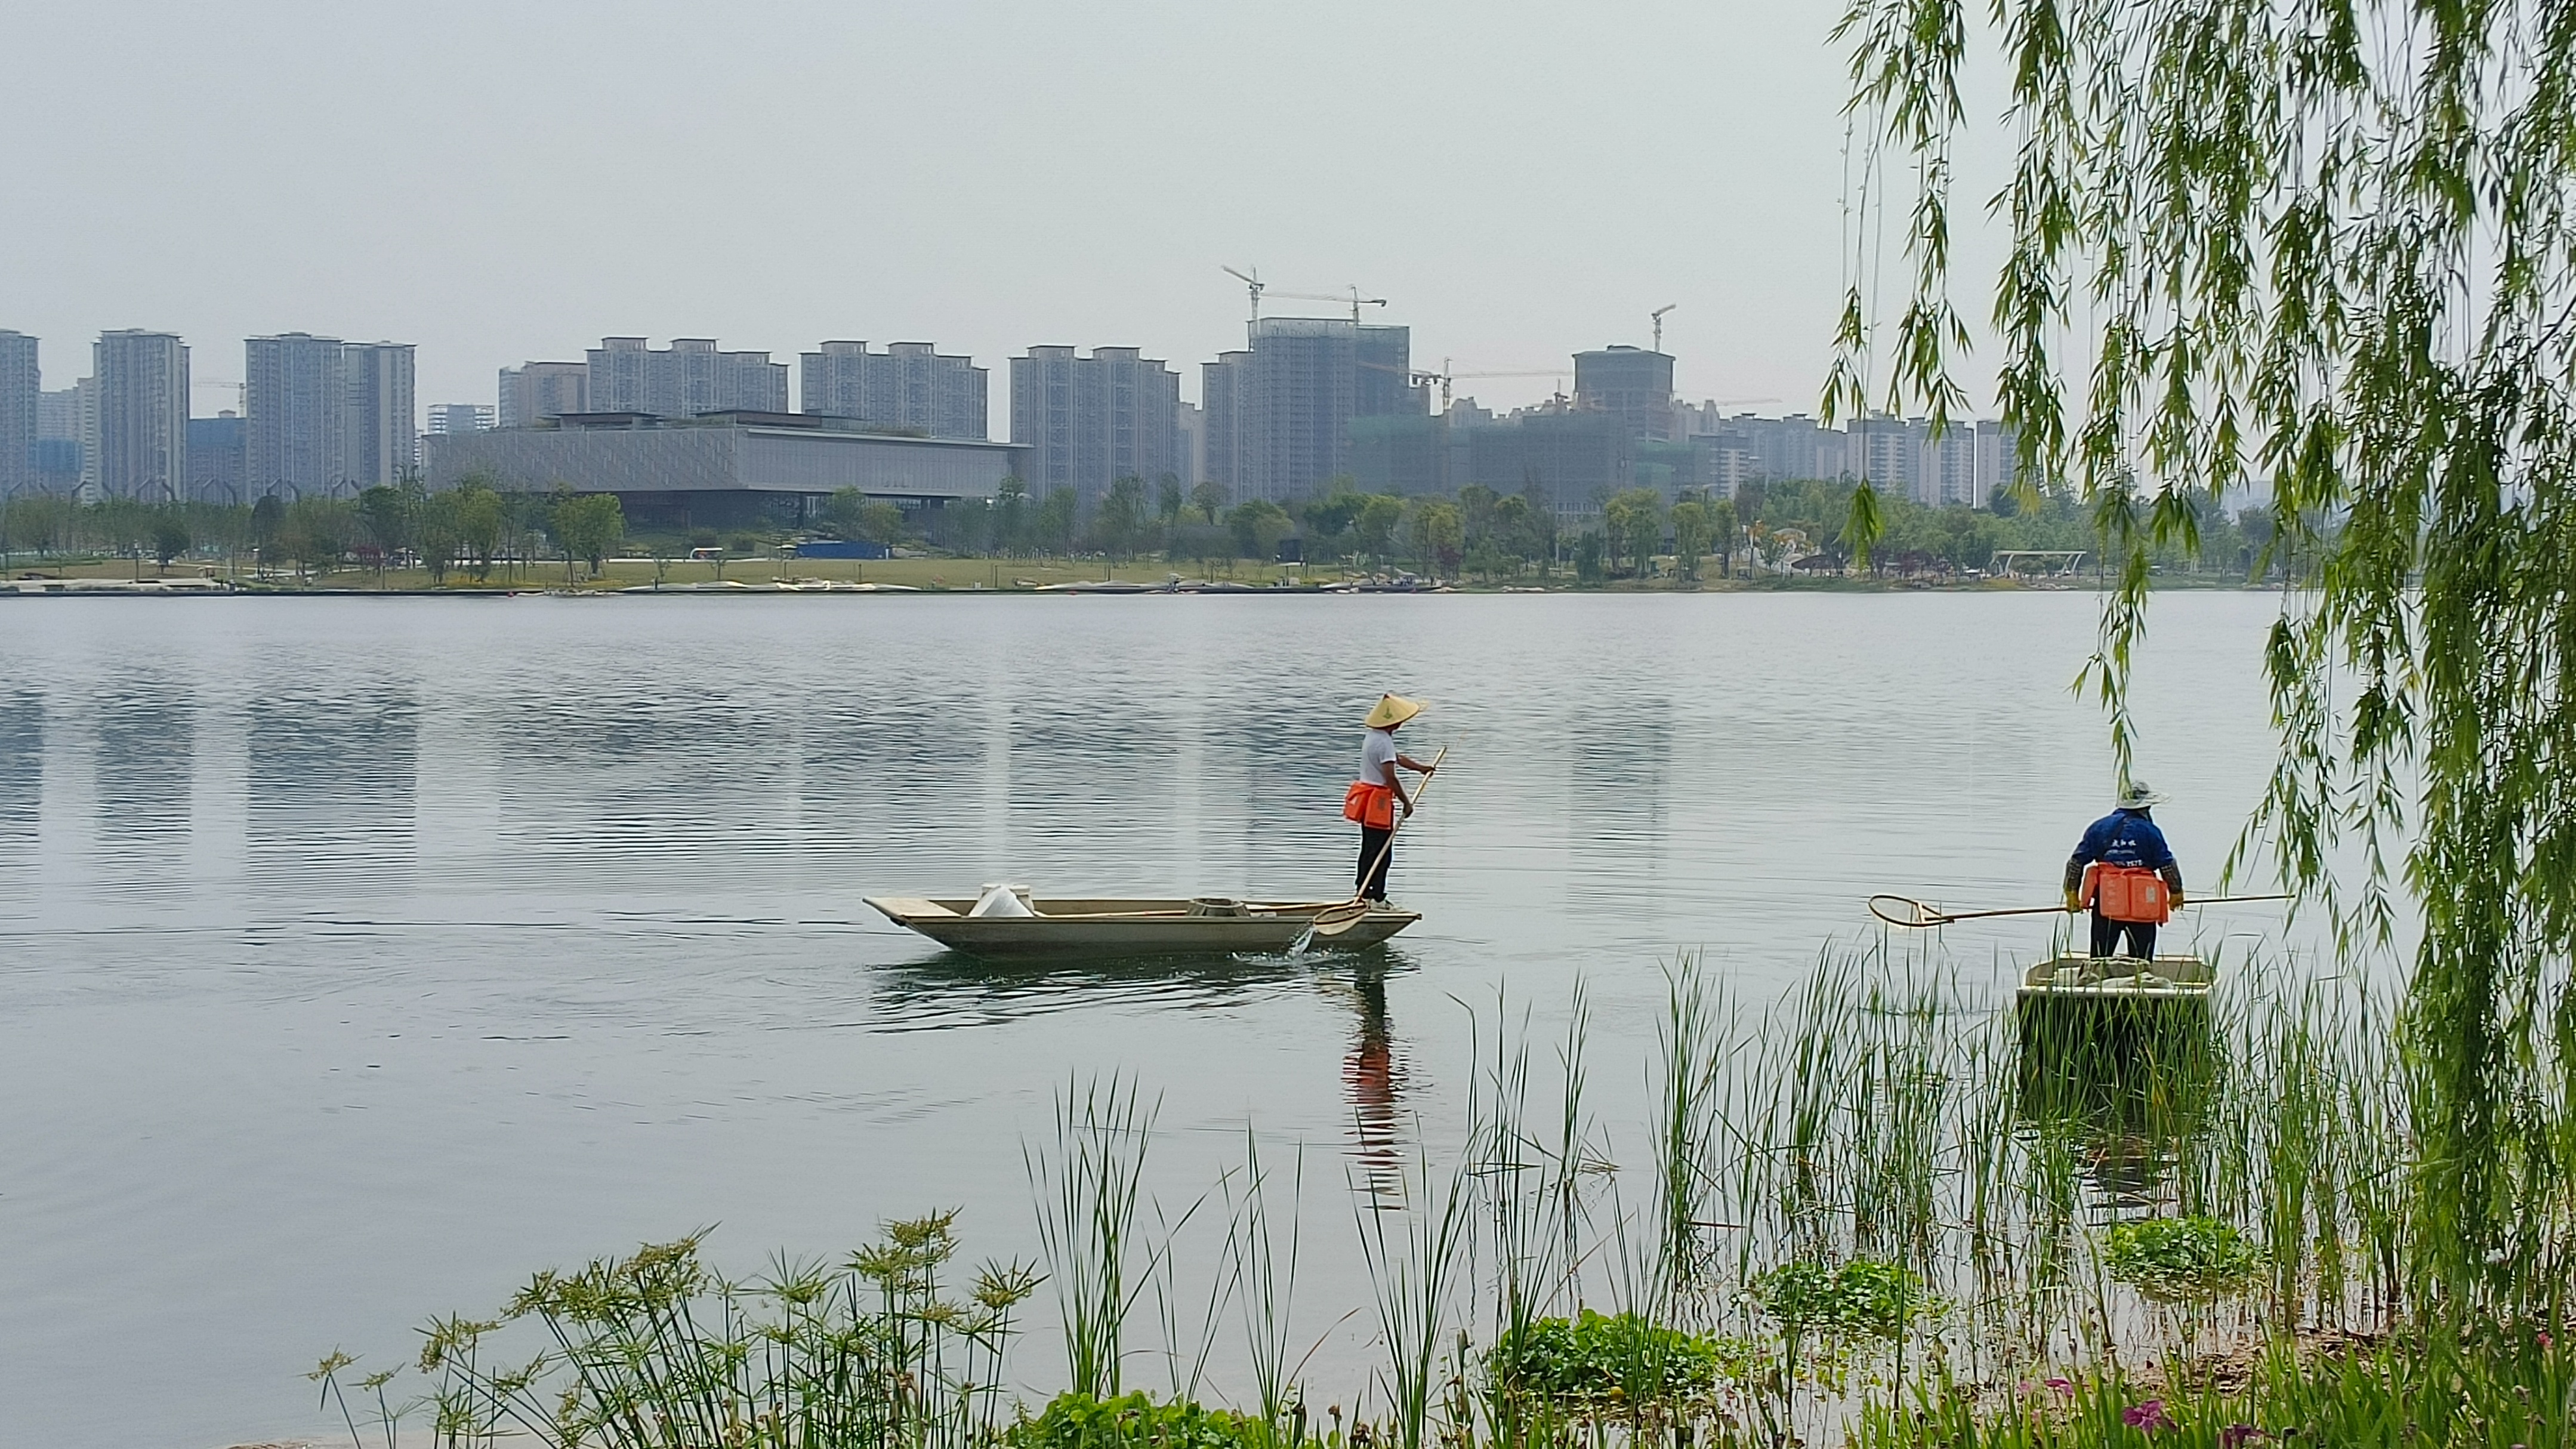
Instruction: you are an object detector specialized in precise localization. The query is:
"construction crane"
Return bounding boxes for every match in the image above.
[1650,303,1679,354]
[192,377,248,413]
[1417,359,1571,412]
[1355,357,1568,410]
[1221,266,1389,324]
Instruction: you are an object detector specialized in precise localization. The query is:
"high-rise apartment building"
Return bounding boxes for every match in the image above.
[37,386,83,491]
[187,414,246,501]
[1175,400,1204,487]
[1200,319,1420,501]
[499,362,588,426]
[587,337,789,418]
[1199,349,1254,500]
[91,330,189,501]
[245,334,419,494]
[246,332,348,497]
[800,341,988,439]
[428,403,495,434]
[1685,411,1849,492]
[0,329,36,498]
[1008,346,1183,501]
[342,342,417,487]
[1573,346,1676,443]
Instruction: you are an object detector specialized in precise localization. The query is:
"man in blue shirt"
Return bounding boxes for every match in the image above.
[2063,782,2186,958]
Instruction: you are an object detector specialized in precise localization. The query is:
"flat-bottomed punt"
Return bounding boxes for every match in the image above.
[2015,952,2214,1053]
[865,895,1420,955]
[2016,952,2213,1001]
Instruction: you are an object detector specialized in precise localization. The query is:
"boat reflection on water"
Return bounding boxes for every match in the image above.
[2013,990,2222,1222]
[868,945,1416,1200]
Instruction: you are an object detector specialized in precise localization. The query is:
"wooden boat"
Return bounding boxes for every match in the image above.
[2017,952,2213,1001]
[863,894,1420,955]
[2014,953,2219,1122]
[2016,952,2214,1054]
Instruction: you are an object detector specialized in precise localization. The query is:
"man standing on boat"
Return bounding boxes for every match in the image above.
[1344,694,1437,905]
[2063,782,2186,959]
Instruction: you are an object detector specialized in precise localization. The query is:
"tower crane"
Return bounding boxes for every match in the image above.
[1650,303,1679,354]
[1221,266,1389,324]
[192,377,248,413]
[1416,360,1571,412]
[1355,357,1569,410]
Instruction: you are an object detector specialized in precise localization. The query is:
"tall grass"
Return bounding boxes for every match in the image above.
[336,942,2570,1448]
[1028,1077,1156,1400]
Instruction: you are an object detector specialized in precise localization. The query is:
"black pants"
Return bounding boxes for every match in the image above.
[1356,825,1394,901]
[2090,910,2156,960]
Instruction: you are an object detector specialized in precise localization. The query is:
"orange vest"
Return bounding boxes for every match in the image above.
[2082,863,2171,924]
[1343,781,1396,831]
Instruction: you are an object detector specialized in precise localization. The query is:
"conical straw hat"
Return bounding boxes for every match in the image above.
[1363,694,1424,729]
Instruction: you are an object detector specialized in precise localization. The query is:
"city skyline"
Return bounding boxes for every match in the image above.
[8,316,2016,512]
[0,4,2027,437]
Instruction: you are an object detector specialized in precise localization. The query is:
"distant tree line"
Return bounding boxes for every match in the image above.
[2,473,625,586]
[2,469,2296,589]
[871,471,2297,584]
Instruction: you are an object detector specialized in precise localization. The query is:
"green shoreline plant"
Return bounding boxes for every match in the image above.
[323,944,2521,1448]
[1831,0,2576,1329]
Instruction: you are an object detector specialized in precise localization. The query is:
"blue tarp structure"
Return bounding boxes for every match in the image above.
[792,539,892,560]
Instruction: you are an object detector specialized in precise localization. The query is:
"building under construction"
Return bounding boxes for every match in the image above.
[1201,317,1423,501]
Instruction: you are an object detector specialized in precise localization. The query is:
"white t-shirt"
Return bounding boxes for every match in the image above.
[1359,728,1398,787]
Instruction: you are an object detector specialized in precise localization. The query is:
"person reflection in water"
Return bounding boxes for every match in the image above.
[1343,963,1406,1204]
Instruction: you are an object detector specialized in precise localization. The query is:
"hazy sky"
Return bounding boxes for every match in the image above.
[1,1,2014,427]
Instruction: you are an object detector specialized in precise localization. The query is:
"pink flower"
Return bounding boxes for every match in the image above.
[2044,1376,2076,1396]
[2121,1399,2173,1433]
[2539,1330,2554,1351]
[2220,1426,2265,1448]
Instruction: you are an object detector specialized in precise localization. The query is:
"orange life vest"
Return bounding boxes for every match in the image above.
[2082,862,2171,924]
[1343,781,1396,831]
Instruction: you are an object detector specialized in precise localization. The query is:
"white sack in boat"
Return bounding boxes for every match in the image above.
[969,883,1037,917]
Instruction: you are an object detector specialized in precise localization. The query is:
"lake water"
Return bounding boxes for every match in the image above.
[0,591,2356,1447]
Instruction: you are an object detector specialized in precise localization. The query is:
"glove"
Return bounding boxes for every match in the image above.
[2063,889,2082,912]
[2170,888,2185,907]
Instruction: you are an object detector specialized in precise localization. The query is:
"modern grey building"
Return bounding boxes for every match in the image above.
[0,329,35,498]
[36,387,83,492]
[1200,348,1253,499]
[343,341,417,488]
[588,337,789,418]
[1450,403,1633,514]
[1175,400,1204,486]
[187,414,246,501]
[1200,318,1421,501]
[499,361,588,427]
[1573,346,1676,443]
[800,341,989,439]
[1684,411,1850,493]
[424,411,1028,531]
[246,332,347,497]
[1008,346,1183,502]
[91,329,189,501]
[428,402,495,435]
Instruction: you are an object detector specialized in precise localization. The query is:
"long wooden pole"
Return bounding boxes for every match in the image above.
[1870,892,2293,928]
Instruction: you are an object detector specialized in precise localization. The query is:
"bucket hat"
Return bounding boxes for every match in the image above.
[2116,781,2168,810]
[1363,694,1424,729]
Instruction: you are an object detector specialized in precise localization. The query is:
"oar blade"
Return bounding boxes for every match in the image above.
[1307,899,1375,937]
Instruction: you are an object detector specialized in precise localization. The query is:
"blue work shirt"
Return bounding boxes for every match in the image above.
[2072,809,2176,870]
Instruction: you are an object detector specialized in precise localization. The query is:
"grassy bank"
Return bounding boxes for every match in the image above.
[313,944,2566,1447]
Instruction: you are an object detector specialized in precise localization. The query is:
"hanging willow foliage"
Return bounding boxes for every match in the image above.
[1835,0,2576,1315]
